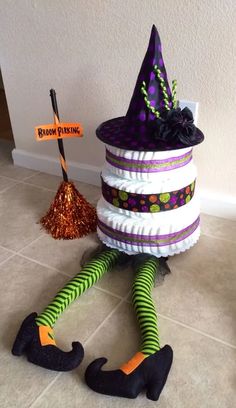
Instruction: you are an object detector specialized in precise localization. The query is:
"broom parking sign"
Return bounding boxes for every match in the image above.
[35,122,83,141]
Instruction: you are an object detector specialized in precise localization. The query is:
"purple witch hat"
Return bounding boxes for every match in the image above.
[96,25,204,151]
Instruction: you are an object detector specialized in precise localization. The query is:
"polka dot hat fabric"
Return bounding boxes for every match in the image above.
[96,25,204,151]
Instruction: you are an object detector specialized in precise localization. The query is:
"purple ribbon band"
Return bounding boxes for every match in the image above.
[98,217,200,247]
[106,148,192,173]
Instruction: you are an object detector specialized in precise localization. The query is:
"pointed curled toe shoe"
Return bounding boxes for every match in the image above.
[12,313,84,371]
[85,345,173,400]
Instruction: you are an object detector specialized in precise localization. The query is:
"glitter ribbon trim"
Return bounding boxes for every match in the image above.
[106,148,192,173]
[102,178,196,213]
[98,217,200,247]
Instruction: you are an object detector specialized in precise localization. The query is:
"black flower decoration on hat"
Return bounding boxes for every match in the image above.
[152,107,197,146]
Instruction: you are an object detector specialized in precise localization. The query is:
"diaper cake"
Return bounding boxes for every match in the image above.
[96,25,204,257]
[12,25,205,402]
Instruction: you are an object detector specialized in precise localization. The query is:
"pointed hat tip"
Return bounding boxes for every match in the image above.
[148,24,161,52]
[150,24,161,41]
[151,24,160,35]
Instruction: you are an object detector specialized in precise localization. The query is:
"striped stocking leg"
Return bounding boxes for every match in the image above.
[85,255,173,400]
[12,247,123,372]
[132,255,160,355]
[35,248,121,328]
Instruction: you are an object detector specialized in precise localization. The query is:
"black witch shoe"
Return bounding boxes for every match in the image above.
[12,313,84,371]
[85,345,173,400]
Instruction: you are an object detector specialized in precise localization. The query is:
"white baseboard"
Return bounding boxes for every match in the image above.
[12,148,236,220]
[199,190,236,221]
[12,148,102,186]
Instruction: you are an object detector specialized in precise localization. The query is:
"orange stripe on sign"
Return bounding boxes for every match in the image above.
[120,352,147,375]
[35,123,83,141]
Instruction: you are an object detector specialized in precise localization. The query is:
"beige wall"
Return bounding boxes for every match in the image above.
[1,0,236,198]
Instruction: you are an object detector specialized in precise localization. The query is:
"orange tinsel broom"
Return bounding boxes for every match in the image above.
[39,89,97,239]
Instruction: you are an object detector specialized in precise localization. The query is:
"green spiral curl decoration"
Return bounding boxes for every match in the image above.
[140,67,178,117]
[141,81,161,119]
[172,79,178,109]
[154,65,171,111]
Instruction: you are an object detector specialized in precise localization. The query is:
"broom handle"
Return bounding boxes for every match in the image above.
[50,89,68,182]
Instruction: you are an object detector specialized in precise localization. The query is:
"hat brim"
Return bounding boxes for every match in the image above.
[96,117,204,151]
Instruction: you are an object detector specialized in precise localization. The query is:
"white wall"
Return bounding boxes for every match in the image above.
[1,1,236,204]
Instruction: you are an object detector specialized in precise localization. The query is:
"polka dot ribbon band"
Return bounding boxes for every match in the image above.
[101,177,196,213]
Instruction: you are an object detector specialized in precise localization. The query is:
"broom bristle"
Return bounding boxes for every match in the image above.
[40,181,97,239]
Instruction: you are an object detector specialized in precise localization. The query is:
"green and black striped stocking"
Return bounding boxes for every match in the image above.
[132,256,160,356]
[35,248,121,328]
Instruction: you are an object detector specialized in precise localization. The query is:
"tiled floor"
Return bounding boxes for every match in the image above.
[0,139,235,407]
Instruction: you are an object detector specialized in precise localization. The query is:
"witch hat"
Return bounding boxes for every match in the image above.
[96,25,204,151]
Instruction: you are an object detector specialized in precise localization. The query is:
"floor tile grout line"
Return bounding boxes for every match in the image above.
[0,173,57,193]
[18,179,57,193]
[0,235,47,266]
[21,171,41,182]
[18,252,129,301]
[0,243,15,255]
[201,232,236,244]
[18,252,92,279]
[0,164,100,192]
[2,173,33,183]
[18,252,62,273]
[21,179,57,193]
[0,180,20,194]
[20,178,101,197]
[0,167,108,197]
[16,234,46,253]
[56,265,89,279]
[84,292,131,348]
[0,233,45,256]
[93,284,124,300]
[0,172,18,182]
[122,296,236,350]
[53,264,129,300]
[0,253,16,267]
[0,173,40,184]
[4,176,99,196]
[158,313,236,350]
[28,373,62,408]
[0,173,16,181]
[0,183,18,194]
